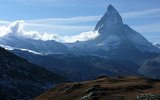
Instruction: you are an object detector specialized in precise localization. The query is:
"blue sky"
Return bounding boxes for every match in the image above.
[0,0,160,43]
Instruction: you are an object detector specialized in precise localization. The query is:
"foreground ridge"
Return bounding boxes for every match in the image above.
[35,76,160,100]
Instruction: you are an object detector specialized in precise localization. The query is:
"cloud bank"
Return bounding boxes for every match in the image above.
[0,20,99,43]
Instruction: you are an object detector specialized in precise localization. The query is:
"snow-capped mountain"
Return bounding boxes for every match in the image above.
[94,5,159,53]
[68,5,160,63]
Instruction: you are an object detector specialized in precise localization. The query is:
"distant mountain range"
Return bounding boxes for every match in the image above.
[0,34,69,54]
[11,49,140,81]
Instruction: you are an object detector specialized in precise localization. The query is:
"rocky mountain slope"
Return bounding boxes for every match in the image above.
[138,55,160,79]
[0,47,66,100]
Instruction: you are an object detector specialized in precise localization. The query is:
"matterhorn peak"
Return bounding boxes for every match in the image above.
[95,4,123,31]
[107,4,119,14]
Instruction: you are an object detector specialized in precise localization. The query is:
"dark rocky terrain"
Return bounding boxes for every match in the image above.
[0,47,66,100]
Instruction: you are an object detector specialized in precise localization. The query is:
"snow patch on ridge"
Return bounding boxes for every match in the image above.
[0,44,42,55]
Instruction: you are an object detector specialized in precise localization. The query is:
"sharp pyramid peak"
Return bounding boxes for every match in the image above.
[95,4,123,31]
[107,4,117,12]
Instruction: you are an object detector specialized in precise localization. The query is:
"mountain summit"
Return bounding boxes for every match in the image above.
[95,4,123,31]
[93,5,160,53]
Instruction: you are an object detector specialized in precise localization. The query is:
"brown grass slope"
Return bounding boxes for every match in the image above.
[35,76,160,100]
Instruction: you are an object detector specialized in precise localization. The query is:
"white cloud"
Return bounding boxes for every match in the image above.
[0,20,99,43]
[62,31,99,43]
[9,20,24,34]
[14,0,105,7]
[0,26,10,37]
[131,23,160,33]
[0,20,22,37]
[0,20,11,24]
[21,8,160,34]
[23,31,61,41]
[14,0,82,7]
[25,23,94,31]
[24,16,97,34]
[26,16,101,25]
[121,8,160,19]
[24,8,160,26]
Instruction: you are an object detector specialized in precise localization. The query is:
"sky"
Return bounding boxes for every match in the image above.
[0,0,160,43]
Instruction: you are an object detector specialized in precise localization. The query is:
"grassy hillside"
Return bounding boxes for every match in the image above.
[35,76,160,100]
